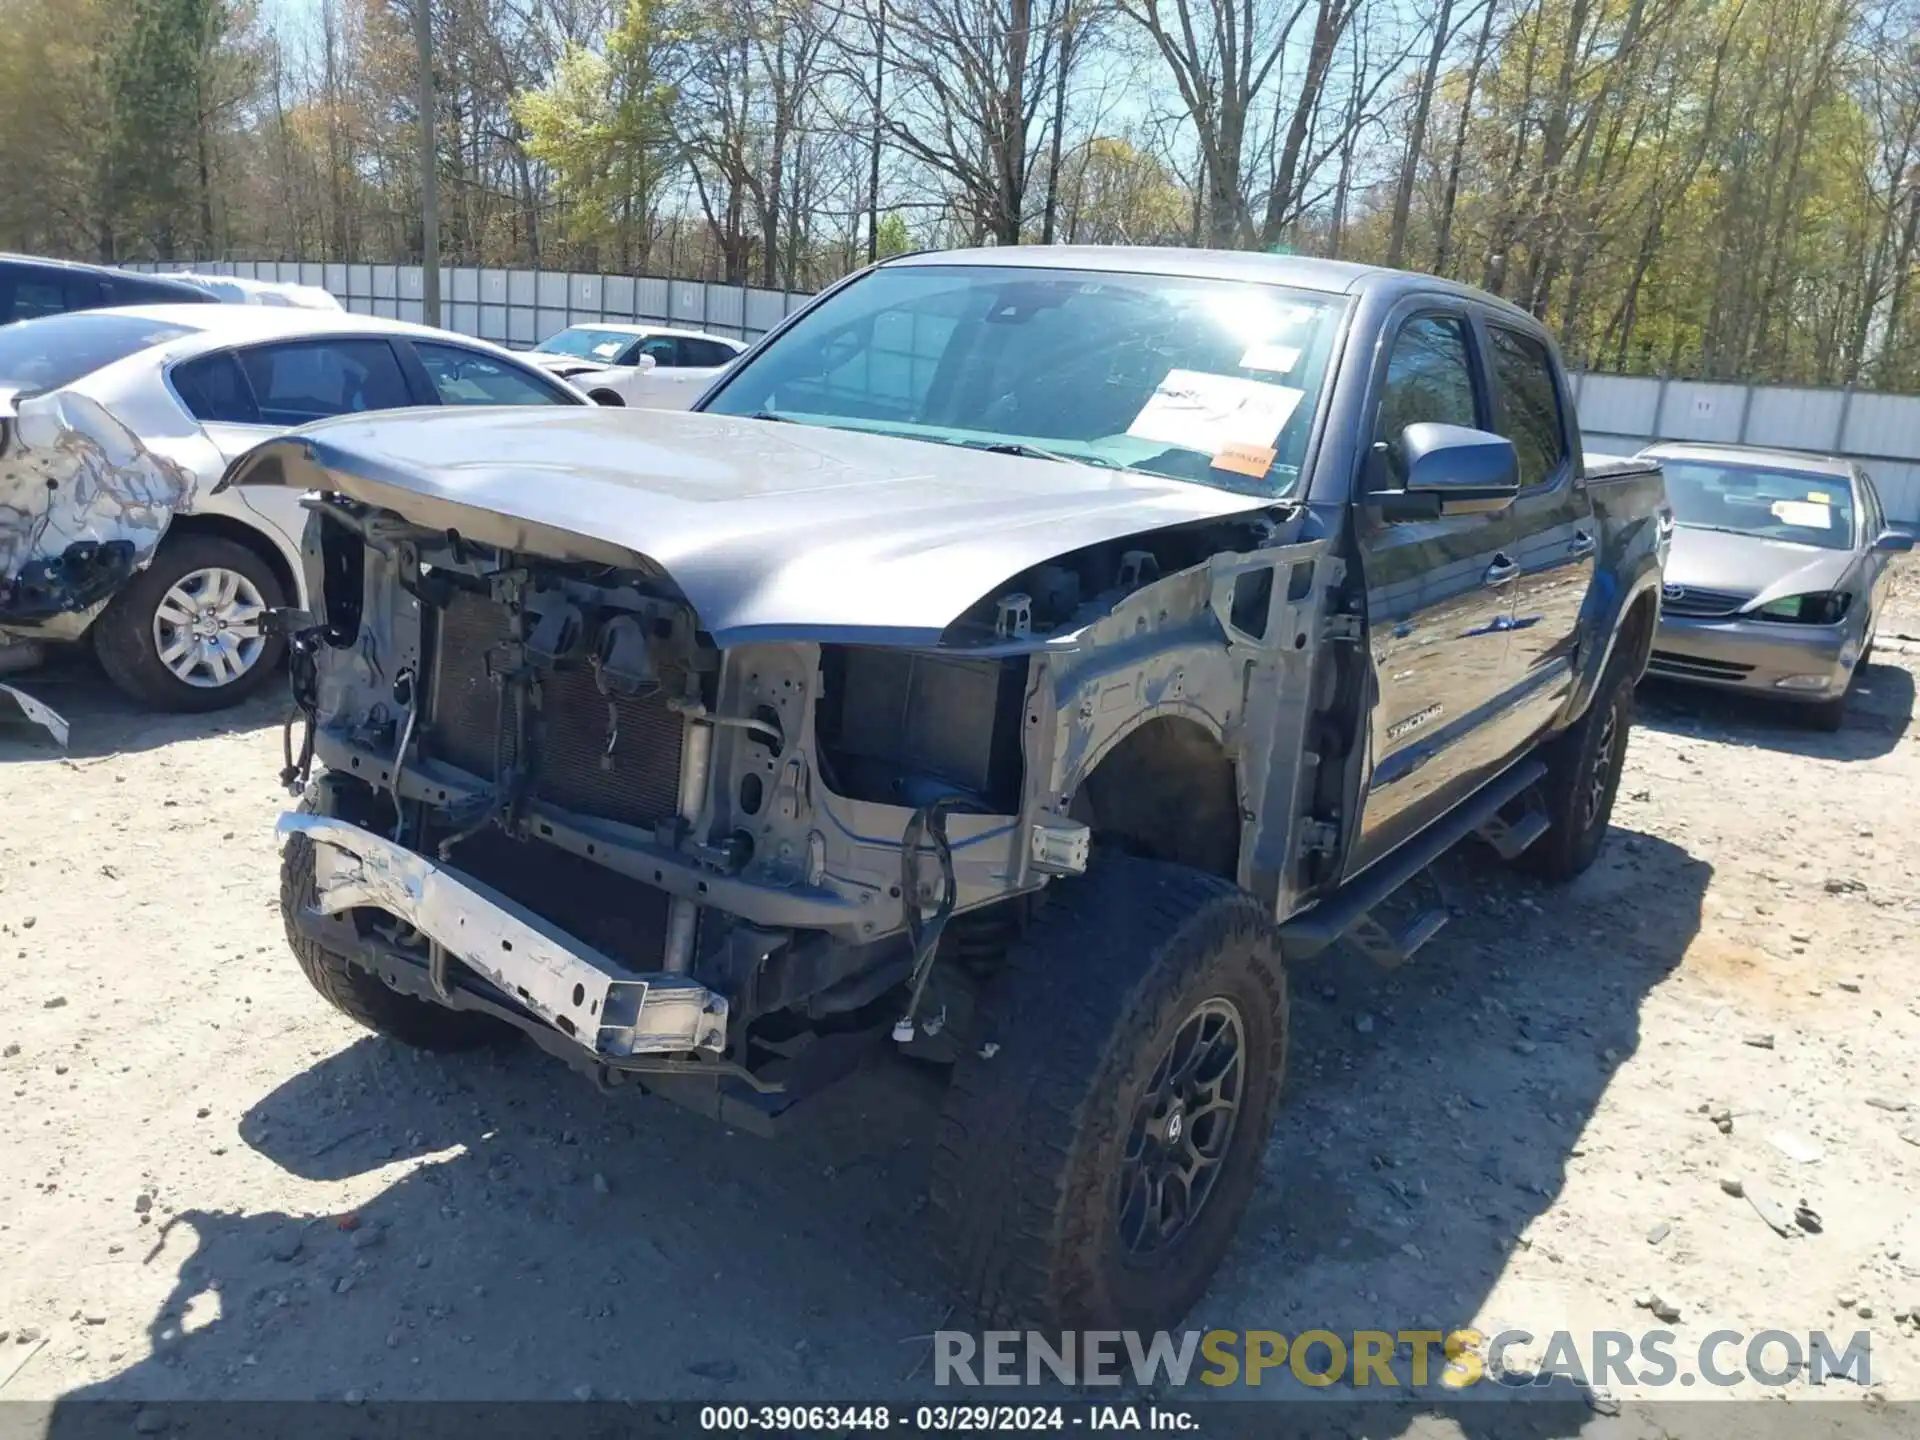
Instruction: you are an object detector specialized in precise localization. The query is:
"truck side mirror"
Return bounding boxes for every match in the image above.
[1373,423,1521,519]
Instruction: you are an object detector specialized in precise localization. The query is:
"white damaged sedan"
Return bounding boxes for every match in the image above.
[521,323,747,409]
[0,305,591,716]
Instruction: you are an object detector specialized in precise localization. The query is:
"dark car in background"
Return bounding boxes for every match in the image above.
[1640,441,1913,729]
[0,254,216,327]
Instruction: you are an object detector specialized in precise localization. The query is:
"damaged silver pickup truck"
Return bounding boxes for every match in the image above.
[227,248,1668,1331]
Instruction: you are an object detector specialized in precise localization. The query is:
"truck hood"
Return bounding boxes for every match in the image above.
[1665,524,1858,607]
[222,406,1276,646]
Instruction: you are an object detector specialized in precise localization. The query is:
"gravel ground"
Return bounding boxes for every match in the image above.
[3,600,1920,1433]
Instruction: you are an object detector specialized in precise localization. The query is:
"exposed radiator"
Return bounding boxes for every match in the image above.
[427,588,686,832]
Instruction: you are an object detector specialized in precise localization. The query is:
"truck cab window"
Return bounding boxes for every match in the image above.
[1487,326,1567,487]
[1377,316,1477,443]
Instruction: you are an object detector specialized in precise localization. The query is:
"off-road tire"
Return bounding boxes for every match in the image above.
[281,777,510,1051]
[1516,658,1636,881]
[930,855,1288,1330]
[94,533,286,712]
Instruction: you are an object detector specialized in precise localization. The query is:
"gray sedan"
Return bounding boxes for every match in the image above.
[1640,443,1912,728]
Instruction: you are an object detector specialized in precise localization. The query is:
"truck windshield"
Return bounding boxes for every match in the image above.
[702,264,1345,497]
[0,312,198,396]
[1660,460,1856,551]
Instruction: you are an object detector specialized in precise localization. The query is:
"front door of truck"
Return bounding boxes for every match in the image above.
[1350,308,1525,871]
[1481,320,1592,742]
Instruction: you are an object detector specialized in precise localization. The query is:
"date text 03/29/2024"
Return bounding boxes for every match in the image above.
[698,1405,1197,1432]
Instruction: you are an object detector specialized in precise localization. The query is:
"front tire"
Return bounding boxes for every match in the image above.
[930,855,1287,1330]
[93,533,285,712]
[281,777,511,1052]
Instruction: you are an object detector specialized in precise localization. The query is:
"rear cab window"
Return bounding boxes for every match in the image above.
[1485,325,1569,488]
[1376,315,1480,441]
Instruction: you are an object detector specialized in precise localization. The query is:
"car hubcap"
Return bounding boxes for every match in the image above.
[152,567,268,689]
[1118,997,1246,1257]
[1582,702,1619,830]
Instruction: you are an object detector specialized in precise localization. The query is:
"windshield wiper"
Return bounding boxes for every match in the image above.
[960,439,1122,469]
[746,409,792,423]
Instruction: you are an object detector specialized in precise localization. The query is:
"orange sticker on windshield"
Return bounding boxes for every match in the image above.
[1211,443,1276,478]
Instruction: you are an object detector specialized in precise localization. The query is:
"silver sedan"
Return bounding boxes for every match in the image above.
[1640,442,1912,729]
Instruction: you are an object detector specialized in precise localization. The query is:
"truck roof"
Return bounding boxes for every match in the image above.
[888,246,1539,321]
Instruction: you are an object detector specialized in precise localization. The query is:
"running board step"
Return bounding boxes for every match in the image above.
[1345,900,1448,969]
[1280,757,1548,962]
[1474,790,1551,860]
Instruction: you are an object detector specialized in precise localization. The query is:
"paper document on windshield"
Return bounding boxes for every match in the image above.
[1771,499,1832,529]
[1127,370,1304,457]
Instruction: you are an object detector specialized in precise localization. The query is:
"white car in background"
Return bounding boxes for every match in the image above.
[166,273,345,311]
[522,323,747,408]
[0,305,591,714]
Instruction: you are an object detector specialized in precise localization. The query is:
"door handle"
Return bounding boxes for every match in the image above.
[1483,554,1520,587]
[1569,530,1596,557]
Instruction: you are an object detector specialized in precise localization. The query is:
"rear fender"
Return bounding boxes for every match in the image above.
[0,391,200,626]
[1564,464,1669,720]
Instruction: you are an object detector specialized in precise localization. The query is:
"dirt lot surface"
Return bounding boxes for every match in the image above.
[4,594,1920,1434]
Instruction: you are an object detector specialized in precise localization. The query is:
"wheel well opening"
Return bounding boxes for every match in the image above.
[164,513,297,606]
[1621,590,1658,677]
[587,388,626,407]
[1072,717,1239,881]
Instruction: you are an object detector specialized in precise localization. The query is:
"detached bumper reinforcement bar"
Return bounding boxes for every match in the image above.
[278,813,729,1057]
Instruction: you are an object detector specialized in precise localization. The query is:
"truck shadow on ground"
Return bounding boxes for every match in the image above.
[48,826,1707,1434]
[0,653,287,762]
[1636,659,1913,760]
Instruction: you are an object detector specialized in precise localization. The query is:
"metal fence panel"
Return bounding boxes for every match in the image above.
[636,277,671,321]
[1844,391,1920,460]
[1658,380,1747,443]
[705,286,745,335]
[1576,374,1661,436]
[1745,387,1846,453]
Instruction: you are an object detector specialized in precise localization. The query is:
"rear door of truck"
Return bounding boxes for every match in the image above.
[1348,301,1527,871]
[1476,316,1593,740]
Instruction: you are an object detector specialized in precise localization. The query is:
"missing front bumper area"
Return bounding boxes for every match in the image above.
[279,813,729,1057]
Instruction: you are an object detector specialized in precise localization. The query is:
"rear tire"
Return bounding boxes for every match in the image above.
[281,776,511,1052]
[93,533,285,712]
[930,855,1287,1330]
[1516,660,1635,881]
